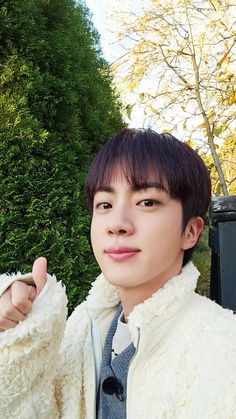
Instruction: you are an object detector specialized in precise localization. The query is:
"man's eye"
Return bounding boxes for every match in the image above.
[138,199,159,207]
[96,202,112,210]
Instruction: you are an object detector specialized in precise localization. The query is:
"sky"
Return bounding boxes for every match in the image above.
[84,0,116,63]
[84,0,145,63]
[84,0,150,128]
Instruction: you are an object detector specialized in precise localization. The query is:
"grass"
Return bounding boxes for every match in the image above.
[192,226,211,297]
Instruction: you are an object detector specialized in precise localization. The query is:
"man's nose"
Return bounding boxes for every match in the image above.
[107,207,134,236]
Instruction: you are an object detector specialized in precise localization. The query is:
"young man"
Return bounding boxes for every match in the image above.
[0,128,235,418]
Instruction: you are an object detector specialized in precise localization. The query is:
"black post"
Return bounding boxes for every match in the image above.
[209,195,236,311]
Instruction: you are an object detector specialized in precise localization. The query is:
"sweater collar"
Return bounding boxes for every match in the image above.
[127,262,199,343]
[86,262,199,330]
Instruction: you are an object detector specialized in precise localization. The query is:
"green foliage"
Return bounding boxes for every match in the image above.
[194,227,211,297]
[0,0,124,312]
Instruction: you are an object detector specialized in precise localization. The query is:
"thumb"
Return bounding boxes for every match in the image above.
[32,257,47,298]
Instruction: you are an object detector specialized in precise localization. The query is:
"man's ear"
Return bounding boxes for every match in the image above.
[182,217,204,250]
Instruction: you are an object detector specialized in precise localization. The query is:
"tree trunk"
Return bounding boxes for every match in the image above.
[191,53,229,196]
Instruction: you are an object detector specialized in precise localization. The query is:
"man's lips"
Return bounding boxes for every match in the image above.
[105,247,140,261]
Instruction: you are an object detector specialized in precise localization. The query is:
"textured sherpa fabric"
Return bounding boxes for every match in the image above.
[0,262,236,419]
[0,274,67,418]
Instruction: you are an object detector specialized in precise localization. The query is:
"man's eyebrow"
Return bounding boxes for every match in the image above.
[132,182,168,193]
[95,182,168,194]
[95,185,114,194]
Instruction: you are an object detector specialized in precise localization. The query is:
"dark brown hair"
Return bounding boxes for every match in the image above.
[85,128,211,265]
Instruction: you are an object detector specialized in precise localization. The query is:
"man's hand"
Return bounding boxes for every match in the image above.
[0,257,47,331]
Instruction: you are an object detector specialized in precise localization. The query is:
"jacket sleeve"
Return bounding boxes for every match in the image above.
[0,273,68,419]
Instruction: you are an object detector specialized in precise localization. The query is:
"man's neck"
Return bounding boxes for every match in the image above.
[118,264,183,323]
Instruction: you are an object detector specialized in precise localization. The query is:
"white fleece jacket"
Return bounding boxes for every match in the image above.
[0,263,236,419]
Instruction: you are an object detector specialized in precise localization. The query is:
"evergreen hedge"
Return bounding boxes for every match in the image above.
[0,0,125,312]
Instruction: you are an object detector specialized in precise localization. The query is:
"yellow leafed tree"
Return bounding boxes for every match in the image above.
[108,0,236,195]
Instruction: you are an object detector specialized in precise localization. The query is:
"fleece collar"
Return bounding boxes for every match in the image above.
[86,262,199,335]
[127,262,199,343]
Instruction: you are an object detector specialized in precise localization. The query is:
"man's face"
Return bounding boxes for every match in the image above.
[91,171,194,298]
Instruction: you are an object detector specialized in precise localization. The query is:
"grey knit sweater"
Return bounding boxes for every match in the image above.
[96,305,135,419]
